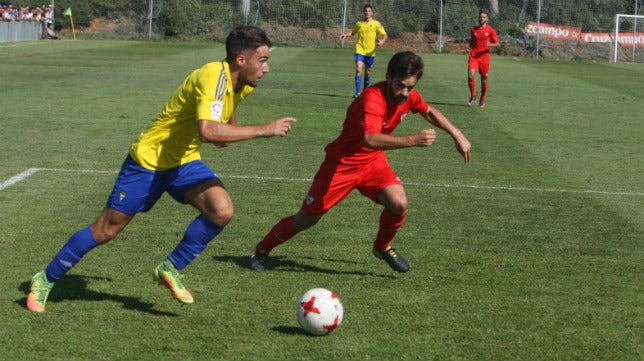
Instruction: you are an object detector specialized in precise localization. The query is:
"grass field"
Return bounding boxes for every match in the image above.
[0,40,642,361]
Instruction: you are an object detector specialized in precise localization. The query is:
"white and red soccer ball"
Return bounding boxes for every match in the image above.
[296,288,343,335]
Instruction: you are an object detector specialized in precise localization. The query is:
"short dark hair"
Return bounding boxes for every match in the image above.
[225,26,272,63]
[479,10,490,16]
[363,4,373,11]
[386,51,424,81]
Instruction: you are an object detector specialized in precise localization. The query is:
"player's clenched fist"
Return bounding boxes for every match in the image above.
[414,128,436,146]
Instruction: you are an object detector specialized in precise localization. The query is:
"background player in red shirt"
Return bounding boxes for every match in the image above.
[249,51,471,273]
[467,10,499,108]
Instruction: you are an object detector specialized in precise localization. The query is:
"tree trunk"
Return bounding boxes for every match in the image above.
[489,0,499,16]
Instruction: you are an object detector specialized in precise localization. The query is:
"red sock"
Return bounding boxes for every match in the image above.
[480,82,488,101]
[373,210,407,251]
[256,216,297,252]
[468,78,476,97]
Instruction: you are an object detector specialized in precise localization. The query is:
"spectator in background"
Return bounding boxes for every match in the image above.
[43,5,52,23]
[43,21,58,39]
[21,6,34,21]
[31,6,43,22]
[3,4,16,21]
[0,4,47,22]
[15,5,28,21]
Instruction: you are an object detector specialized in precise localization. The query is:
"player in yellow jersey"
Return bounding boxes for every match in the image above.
[340,4,388,98]
[26,26,296,312]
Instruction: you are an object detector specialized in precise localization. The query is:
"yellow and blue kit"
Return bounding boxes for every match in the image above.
[130,61,254,171]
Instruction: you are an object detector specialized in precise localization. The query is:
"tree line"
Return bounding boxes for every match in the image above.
[40,0,641,39]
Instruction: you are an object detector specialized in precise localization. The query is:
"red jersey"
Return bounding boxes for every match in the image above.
[469,25,499,60]
[324,82,429,165]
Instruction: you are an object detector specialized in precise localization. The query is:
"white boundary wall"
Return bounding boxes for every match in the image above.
[0,22,42,43]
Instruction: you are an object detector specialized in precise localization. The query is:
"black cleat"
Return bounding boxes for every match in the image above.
[249,248,269,271]
[373,247,410,273]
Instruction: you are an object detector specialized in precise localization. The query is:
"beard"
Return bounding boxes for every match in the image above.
[386,84,408,104]
[394,95,408,104]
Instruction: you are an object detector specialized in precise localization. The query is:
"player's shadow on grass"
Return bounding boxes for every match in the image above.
[17,274,179,316]
[292,91,349,98]
[429,101,472,108]
[212,254,396,279]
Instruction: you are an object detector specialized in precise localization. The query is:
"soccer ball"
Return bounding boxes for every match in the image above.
[296,288,343,335]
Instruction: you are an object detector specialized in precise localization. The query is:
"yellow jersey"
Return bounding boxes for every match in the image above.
[130,61,254,170]
[351,19,387,57]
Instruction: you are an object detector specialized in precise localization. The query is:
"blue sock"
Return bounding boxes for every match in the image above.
[364,76,371,89]
[45,226,98,282]
[168,214,224,270]
[355,75,362,94]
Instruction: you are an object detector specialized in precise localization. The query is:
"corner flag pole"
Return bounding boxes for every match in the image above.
[341,0,347,47]
[63,8,76,40]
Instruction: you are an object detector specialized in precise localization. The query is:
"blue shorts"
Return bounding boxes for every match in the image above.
[106,155,218,215]
[355,54,375,68]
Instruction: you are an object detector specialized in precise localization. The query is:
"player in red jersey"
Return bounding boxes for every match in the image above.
[467,10,499,108]
[249,51,471,273]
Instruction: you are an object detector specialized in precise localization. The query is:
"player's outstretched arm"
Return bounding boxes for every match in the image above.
[422,106,471,162]
[198,117,296,144]
[364,129,436,150]
[211,114,237,148]
[340,30,353,39]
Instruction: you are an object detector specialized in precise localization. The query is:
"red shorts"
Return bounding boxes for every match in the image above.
[301,156,402,214]
[468,57,490,77]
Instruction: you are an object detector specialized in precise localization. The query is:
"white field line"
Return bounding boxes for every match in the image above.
[0,168,41,190]
[223,175,644,197]
[0,168,117,190]
[1,167,643,197]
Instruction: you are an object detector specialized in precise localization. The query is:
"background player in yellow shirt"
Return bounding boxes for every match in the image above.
[26,26,296,312]
[340,4,387,98]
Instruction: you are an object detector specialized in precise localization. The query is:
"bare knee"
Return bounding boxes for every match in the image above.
[186,180,235,226]
[91,222,123,244]
[387,197,408,216]
[355,62,364,76]
[378,186,408,216]
[210,204,234,226]
[198,196,234,226]
[292,210,323,232]
[91,208,133,244]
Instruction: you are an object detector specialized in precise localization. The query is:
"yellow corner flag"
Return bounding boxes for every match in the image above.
[63,8,76,40]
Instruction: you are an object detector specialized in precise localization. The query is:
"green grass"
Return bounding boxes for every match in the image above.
[1,40,642,361]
